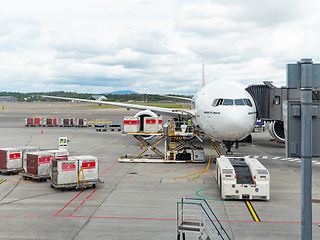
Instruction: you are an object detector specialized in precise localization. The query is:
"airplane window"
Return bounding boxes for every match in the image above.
[223,99,234,105]
[244,99,252,107]
[212,99,218,107]
[235,99,245,105]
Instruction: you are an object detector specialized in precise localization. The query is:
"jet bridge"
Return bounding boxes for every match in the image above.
[246,81,300,141]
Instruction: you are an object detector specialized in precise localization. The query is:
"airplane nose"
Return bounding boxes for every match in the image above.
[223,108,250,138]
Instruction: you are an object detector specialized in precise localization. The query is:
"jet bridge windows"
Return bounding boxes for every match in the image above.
[212,98,253,107]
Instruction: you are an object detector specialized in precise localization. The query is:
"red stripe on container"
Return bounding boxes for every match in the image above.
[124,120,139,125]
[146,119,156,124]
[82,161,96,169]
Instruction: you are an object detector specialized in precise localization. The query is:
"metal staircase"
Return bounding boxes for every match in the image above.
[168,121,176,161]
[177,198,231,240]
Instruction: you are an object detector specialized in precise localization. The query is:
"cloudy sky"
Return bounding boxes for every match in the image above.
[0,0,319,95]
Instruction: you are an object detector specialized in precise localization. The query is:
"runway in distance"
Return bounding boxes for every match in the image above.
[42,80,257,153]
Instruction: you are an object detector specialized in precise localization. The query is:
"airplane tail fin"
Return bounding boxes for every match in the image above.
[202,58,205,88]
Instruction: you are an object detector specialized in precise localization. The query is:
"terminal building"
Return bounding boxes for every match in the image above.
[0,96,17,101]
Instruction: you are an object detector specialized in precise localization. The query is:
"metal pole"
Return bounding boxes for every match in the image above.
[164,124,168,160]
[300,58,313,240]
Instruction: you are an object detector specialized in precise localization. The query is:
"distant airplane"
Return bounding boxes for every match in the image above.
[42,80,257,153]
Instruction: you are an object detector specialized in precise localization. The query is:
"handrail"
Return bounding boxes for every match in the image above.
[184,197,230,239]
[178,201,223,239]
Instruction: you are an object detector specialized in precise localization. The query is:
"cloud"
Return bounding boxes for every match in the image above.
[176,0,307,37]
[0,0,320,94]
[117,30,175,55]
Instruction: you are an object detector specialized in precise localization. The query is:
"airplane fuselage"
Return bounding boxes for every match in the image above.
[194,81,257,142]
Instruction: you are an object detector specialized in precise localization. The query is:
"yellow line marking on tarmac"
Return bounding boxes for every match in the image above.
[0,179,6,184]
[212,141,221,157]
[245,201,260,222]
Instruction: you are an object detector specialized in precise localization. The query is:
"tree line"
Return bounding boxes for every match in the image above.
[0,91,192,102]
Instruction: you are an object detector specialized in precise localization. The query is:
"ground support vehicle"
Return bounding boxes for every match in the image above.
[215,156,270,200]
[109,124,121,131]
[95,124,107,131]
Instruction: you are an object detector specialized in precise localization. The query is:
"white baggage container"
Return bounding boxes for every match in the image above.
[51,157,79,185]
[76,118,87,127]
[26,151,55,176]
[0,148,23,170]
[123,117,140,133]
[46,149,69,158]
[16,146,41,171]
[70,118,76,126]
[25,118,33,126]
[144,117,162,132]
[73,156,99,182]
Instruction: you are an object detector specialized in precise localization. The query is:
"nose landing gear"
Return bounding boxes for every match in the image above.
[223,140,242,155]
[223,141,235,155]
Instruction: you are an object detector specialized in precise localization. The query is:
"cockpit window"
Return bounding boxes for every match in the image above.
[212,98,224,107]
[235,99,245,105]
[212,99,218,107]
[244,99,252,107]
[212,98,253,107]
[223,99,233,105]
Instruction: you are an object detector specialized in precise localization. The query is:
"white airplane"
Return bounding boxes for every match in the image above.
[42,80,257,153]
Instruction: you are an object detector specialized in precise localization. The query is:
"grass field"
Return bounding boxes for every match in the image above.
[76,104,192,109]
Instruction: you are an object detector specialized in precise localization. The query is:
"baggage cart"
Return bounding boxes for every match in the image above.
[19,172,50,181]
[0,167,23,174]
[47,178,103,190]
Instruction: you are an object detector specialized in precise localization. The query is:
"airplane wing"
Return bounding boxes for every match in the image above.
[161,95,194,102]
[41,95,195,118]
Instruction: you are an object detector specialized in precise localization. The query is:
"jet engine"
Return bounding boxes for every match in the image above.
[134,110,159,140]
[267,120,285,142]
[134,110,159,131]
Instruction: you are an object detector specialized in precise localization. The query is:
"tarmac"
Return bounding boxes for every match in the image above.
[0,101,320,239]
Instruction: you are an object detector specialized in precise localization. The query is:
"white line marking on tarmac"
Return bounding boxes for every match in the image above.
[281,158,293,161]
[262,156,268,159]
[272,157,281,159]
[254,156,259,158]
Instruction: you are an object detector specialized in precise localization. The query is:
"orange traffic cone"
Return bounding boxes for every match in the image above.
[140,143,143,149]
[41,130,43,134]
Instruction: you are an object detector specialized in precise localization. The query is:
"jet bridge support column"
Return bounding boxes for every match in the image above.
[300,58,313,240]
